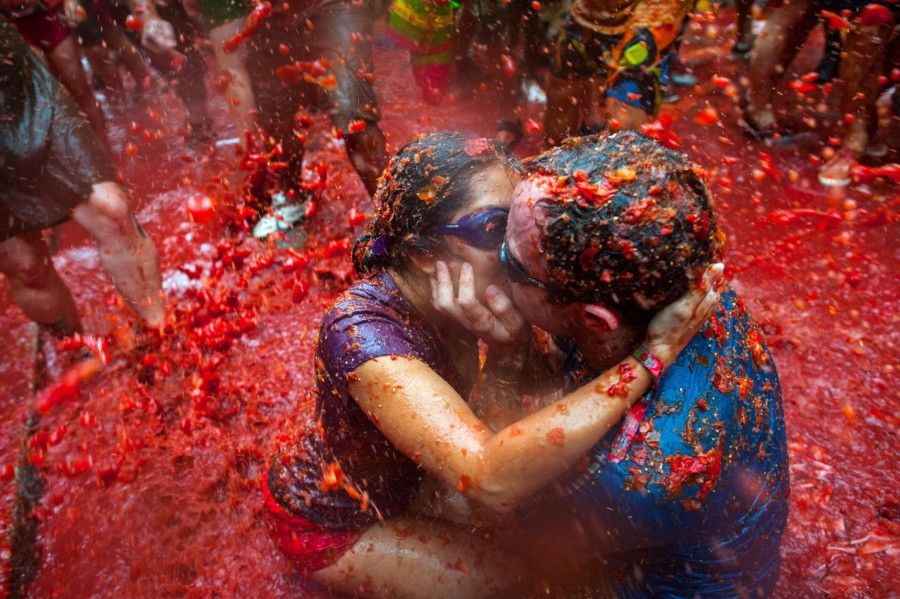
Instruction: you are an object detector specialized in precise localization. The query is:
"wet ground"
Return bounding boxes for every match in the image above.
[0,11,897,598]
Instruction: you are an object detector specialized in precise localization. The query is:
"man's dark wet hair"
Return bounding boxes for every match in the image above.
[526,130,722,321]
[353,131,521,273]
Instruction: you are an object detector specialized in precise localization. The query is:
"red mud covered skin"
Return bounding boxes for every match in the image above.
[0,13,897,598]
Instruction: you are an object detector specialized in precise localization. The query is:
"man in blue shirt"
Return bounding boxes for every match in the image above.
[501,131,790,597]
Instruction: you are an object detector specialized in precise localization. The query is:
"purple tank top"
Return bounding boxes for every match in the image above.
[268,271,474,529]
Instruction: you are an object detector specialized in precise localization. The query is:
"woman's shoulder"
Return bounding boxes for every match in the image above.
[316,271,437,375]
[321,271,414,333]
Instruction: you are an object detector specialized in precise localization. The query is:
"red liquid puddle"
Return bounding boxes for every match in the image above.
[0,13,897,598]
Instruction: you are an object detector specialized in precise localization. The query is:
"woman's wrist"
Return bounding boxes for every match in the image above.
[632,345,665,385]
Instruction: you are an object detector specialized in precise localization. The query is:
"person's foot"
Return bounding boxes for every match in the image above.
[577,121,607,135]
[741,105,774,136]
[186,117,215,149]
[252,191,308,248]
[741,94,796,144]
[731,35,755,61]
[124,321,163,385]
[520,79,547,105]
[814,54,841,84]
[495,119,524,149]
[862,141,888,159]
[671,71,697,88]
[818,148,858,187]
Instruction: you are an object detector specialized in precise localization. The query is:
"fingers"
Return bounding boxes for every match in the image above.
[664,289,701,326]
[429,271,439,309]
[691,263,725,323]
[674,262,726,324]
[432,261,491,333]
[695,287,722,324]
[456,262,476,308]
[431,261,458,316]
[485,285,525,340]
[704,263,725,290]
[457,263,492,326]
[430,262,526,344]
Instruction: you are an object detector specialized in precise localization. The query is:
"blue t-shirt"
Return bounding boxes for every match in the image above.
[520,289,790,597]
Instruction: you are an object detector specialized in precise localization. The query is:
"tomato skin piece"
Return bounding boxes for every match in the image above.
[124,15,143,31]
[347,208,367,227]
[222,1,272,54]
[695,106,718,126]
[186,195,216,225]
[858,3,893,25]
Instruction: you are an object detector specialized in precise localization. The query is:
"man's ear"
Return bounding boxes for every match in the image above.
[578,304,620,332]
[406,251,436,275]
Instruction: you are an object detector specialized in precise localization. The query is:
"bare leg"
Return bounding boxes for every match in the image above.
[746,0,817,129]
[140,2,210,138]
[345,125,388,197]
[70,182,165,327]
[819,22,893,184]
[83,44,125,105]
[244,53,303,201]
[0,231,82,337]
[102,24,151,89]
[209,18,257,136]
[732,0,754,57]
[814,26,843,82]
[143,42,209,134]
[544,76,590,145]
[606,97,650,130]
[45,35,108,144]
[837,23,891,152]
[311,517,526,598]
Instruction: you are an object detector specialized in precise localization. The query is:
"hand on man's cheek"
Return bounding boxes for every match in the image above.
[509,283,568,336]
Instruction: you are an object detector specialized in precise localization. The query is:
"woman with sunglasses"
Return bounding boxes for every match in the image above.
[263,132,721,598]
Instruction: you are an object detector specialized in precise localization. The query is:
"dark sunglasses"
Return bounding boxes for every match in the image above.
[499,240,548,290]
[428,207,509,249]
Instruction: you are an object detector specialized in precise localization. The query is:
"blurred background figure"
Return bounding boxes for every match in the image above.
[816,4,897,185]
[542,0,694,143]
[1,17,165,338]
[184,0,257,137]
[126,0,214,146]
[241,0,388,239]
[744,0,897,158]
[71,0,153,110]
[1,0,110,143]
[388,0,455,105]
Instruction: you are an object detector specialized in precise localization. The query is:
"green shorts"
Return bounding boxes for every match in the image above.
[196,0,250,30]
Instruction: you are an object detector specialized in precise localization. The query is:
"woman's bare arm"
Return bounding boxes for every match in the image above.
[349,265,722,513]
[350,351,654,513]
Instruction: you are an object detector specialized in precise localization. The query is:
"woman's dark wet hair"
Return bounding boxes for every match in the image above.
[526,130,723,321]
[353,131,522,273]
